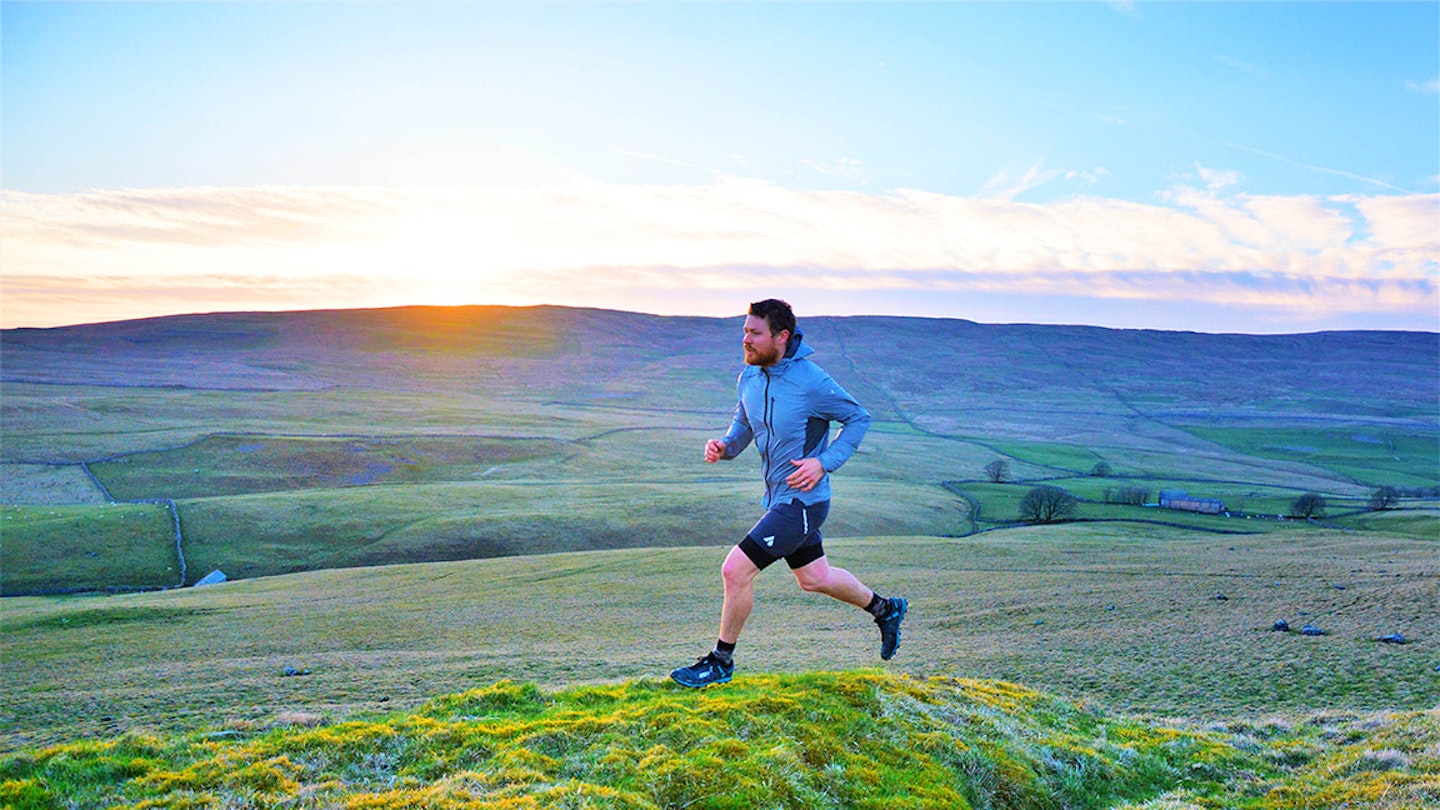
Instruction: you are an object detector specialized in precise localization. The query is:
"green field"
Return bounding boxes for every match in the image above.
[1,503,180,594]
[1179,425,1440,489]
[1331,505,1440,540]
[1,307,1436,805]
[3,414,1429,595]
[5,528,1436,751]
[986,441,1109,474]
[90,434,580,500]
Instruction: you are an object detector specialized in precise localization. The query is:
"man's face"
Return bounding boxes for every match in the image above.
[742,314,788,367]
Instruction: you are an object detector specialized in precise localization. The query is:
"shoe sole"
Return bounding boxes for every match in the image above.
[881,598,908,661]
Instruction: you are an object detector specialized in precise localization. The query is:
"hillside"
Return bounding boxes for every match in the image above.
[4,529,1436,753]
[3,305,1435,594]
[4,305,1434,429]
[4,670,1437,810]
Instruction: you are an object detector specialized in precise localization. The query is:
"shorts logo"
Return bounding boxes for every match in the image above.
[762,535,776,547]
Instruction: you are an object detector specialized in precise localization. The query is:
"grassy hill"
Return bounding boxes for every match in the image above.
[2,305,1435,594]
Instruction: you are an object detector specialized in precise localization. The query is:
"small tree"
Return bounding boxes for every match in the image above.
[1368,486,1399,511]
[1089,461,1113,477]
[1020,485,1078,523]
[983,459,1010,483]
[1289,492,1326,519]
[1114,486,1149,506]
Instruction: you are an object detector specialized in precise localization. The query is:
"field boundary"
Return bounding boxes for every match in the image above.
[5,429,617,595]
[4,459,188,594]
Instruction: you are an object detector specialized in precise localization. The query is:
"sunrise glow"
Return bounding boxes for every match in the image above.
[3,2,1436,332]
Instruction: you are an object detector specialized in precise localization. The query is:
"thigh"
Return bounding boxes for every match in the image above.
[723,543,763,583]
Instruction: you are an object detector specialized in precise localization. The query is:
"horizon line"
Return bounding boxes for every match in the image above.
[5,301,1437,338]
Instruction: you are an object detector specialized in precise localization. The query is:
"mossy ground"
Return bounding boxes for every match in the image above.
[3,672,1436,809]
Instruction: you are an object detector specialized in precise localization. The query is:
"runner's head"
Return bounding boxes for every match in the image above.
[748,299,795,338]
[743,299,795,367]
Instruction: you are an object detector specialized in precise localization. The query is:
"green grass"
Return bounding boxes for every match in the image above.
[173,481,756,581]
[168,477,961,584]
[21,420,1417,595]
[5,528,1436,754]
[989,441,1108,474]
[1328,506,1440,541]
[1179,425,1439,488]
[90,434,579,500]
[0,503,179,595]
[5,423,971,591]
[3,671,1437,809]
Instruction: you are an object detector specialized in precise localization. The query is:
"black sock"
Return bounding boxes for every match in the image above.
[865,593,890,619]
[714,639,735,664]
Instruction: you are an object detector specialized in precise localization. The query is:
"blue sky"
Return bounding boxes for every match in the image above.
[3,1,1437,332]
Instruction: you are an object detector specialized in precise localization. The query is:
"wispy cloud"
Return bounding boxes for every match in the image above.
[977,160,1066,201]
[1223,142,1413,193]
[799,157,865,179]
[1406,77,1440,94]
[3,179,1435,330]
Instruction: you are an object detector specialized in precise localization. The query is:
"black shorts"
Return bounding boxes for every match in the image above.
[738,499,829,571]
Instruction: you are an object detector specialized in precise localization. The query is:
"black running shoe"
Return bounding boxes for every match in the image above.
[876,596,908,660]
[670,652,734,688]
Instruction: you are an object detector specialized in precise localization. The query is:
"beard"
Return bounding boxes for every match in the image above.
[744,342,784,366]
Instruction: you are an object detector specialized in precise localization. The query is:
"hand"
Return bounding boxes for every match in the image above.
[704,439,727,464]
[786,457,825,491]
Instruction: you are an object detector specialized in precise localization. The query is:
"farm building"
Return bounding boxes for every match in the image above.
[1158,490,1226,514]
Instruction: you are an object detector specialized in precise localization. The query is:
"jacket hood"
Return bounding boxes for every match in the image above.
[781,329,814,363]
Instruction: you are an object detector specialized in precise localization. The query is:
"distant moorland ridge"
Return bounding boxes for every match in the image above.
[4,304,1435,421]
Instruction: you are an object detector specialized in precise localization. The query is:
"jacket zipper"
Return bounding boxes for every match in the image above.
[762,369,775,504]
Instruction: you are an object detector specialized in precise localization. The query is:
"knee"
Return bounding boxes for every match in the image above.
[794,570,828,593]
[721,556,756,591]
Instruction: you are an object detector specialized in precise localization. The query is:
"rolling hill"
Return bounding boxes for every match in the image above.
[2,306,1435,593]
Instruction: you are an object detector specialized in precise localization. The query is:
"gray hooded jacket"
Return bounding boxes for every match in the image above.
[719,331,871,508]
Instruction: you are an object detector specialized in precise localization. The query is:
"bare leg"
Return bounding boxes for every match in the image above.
[719,546,761,644]
[791,555,873,608]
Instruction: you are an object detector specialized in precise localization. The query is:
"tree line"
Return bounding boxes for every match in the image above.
[979,459,1414,524]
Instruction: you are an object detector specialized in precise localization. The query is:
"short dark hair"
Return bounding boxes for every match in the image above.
[748,299,795,337]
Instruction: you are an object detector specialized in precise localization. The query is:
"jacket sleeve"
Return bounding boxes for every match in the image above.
[812,376,870,472]
[720,399,754,459]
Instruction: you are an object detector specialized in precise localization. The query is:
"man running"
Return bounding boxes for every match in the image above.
[671,299,907,689]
